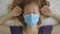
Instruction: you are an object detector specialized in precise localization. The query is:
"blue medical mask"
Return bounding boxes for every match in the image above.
[23,14,39,26]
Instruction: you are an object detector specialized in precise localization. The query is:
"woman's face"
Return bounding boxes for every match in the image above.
[23,4,40,15]
[23,3,40,26]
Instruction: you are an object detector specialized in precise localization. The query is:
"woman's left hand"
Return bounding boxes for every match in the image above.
[40,6,52,16]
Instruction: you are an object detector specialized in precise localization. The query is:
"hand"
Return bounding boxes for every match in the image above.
[40,6,52,16]
[11,6,23,16]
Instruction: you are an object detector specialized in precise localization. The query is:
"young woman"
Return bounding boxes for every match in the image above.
[0,0,60,34]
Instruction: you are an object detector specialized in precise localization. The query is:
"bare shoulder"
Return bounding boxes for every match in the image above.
[0,25,11,34]
[52,25,60,34]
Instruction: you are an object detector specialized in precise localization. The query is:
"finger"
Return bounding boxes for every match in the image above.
[43,5,49,9]
[41,8,48,13]
[17,10,22,14]
[41,5,48,10]
[17,8,22,13]
[41,11,46,15]
[15,6,23,12]
[41,9,46,13]
[16,6,22,10]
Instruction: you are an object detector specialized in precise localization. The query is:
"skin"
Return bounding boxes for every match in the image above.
[0,6,22,24]
[23,4,40,34]
[0,3,60,34]
[0,6,22,34]
[40,6,60,34]
[40,6,60,22]
[0,4,40,34]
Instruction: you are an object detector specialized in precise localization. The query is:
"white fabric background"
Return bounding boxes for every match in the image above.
[49,0,60,15]
[0,0,13,17]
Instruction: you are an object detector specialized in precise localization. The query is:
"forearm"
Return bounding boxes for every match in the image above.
[52,24,60,34]
[0,6,22,24]
[50,12,60,22]
[0,25,11,34]
[0,12,13,24]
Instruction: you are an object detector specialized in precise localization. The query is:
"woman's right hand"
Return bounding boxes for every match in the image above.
[0,6,23,25]
[11,6,23,17]
[40,6,52,16]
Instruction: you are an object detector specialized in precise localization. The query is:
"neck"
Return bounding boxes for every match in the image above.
[23,24,38,34]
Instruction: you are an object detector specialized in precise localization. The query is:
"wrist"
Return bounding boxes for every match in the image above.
[0,12,13,24]
[7,12,14,18]
[50,12,56,17]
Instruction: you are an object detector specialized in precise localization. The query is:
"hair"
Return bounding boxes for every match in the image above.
[8,0,50,26]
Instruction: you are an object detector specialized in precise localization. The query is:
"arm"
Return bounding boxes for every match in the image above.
[50,13,60,22]
[40,6,60,22]
[0,25,11,34]
[52,24,60,34]
[0,6,22,24]
[41,6,60,34]
[50,13,60,33]
[0,13,13,24]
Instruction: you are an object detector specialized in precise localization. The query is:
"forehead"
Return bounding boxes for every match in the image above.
[24,4,39,10]
[23,4,40,14]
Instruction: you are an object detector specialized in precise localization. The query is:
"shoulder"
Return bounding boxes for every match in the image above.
[39,25,53,34]
[10,26,23,34]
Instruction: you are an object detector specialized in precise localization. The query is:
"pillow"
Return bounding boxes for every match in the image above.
[0,0,13,17]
